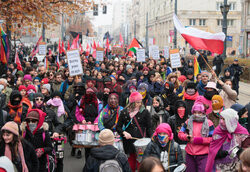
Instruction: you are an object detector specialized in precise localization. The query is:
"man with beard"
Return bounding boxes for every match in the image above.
[51,72,63,92]
[195,82,219,115]
[229,58,243,94]
[98,93,123,131]
[161,82,180,116]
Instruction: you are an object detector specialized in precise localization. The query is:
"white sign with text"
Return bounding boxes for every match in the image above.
[137,49,146,62]
[96,51,104,61]
[39,44,46,55]
[67,50,83,76]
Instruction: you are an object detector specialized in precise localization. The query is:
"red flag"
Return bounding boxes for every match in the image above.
[86,43,90,56]
[105,38,109,54]
[15,50,23,71]
[62,41,66,54]
[173,14,225,54]
[67,41,70,50]
[58,38,62,54]
[92,40,97,58]
[30,36,43,58]
[79,43,84,54]
[71,34,80,49]
[56,53,60,69]
[119,33,124,47]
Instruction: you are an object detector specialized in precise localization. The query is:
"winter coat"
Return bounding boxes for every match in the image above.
[21,122,53,172]
[150,107,170,133]
[178,118,214,156]
[64,84,74,100]
[229,64,243,81]
[143,138,184,172]
[219,84,237,109]
[208,112,220,128]
[52,81,62,92]
[116,107,152,154]
[182,93,199,116]
[6,103,28,124]
[2,87,12,105]
[83,145,132,172]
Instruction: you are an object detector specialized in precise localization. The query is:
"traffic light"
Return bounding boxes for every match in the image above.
[103,5,107,14]
[93,4,98,16]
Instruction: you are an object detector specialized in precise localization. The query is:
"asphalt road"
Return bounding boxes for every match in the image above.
[62,81,250,172]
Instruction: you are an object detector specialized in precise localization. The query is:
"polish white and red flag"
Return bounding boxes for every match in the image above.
[173,14,225,54]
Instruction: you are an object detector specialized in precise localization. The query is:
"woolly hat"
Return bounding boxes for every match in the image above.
[16,70,24,77]
[178,75,187,83]
[138,83,148,92]
[34,93,44,100]
[41,84,51,92]
[41,78,49,84]
[201,71,209,77]
[98,129,115,146]
[191,103,205,114]
[33,77,41,82]
[231,103,244,112]
[27,85,36,93]
[212,95,224,111]
[126,65,132,71]
[186,81,197,90]
[26,110,40,121]
[51,91,62,99]
[1,121,19,136]
[142,67,149,71]
[18,85,27,92]
[23,74,32,81]
[129,91,143,103]
[220,108,239,133]
[153,123,174,141]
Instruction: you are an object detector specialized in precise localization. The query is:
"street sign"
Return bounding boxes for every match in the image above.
[226,36,233,41]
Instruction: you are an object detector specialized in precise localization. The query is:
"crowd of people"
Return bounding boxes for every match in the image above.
[0,49,248,172]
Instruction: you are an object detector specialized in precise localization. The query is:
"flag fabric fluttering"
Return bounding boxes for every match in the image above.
[61,41,66,54]
[127,38,143,56]
[15,50,23,71]
[44,56,49,70]
[119,33,124,47]
[85,43,90,56]
[30,36,43,58]
[67,41,70,50]
[194,56,201,77]
[105,38,110,55]
[58,39,62,54]
[173,14,225,54]
[92,40,97,58]
[56,53,60,69]
[0,27,7,65]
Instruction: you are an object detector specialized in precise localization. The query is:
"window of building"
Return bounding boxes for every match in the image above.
[216,2,223,11]
[217,19,222,26]
[228,19,234,26]
[229,2,236,11]
[248,2,250,15]
[189,19,196,26]
[199,19,206,26]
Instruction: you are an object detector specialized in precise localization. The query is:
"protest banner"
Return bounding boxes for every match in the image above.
[137,49,145,62]
[164,46,170,59]
[149,45,159,60]
[169,49,182,68]
[39,42,46,55]
[112,47,124,55]
[96,50,104,61]
[66,49,83,76]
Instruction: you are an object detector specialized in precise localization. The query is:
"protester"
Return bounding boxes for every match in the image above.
[83,129,132,172]
[139,156,164,172]
[182,81,198,115]
[218,79,237,109]
[178,103,214,172]
[143,123,184,171]
[208,95,224,127]
[116,91,152,172]
[229,58,243,94]
[0,121,39,172]
[205,108,249,172]
[196,71,209,95]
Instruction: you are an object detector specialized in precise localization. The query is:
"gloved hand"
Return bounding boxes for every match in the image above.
[35,148,45,158]
[215,149,228,159]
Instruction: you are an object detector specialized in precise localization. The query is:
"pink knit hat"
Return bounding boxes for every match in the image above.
[153,123,173,140]
[129,91,143,103]
[23,74,32,81]
[191,103,205,114]
[1,121,19,136]
[18,85,27,92]
[27,85,37,93]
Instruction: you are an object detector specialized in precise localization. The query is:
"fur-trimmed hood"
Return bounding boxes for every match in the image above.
[20,121,49,132]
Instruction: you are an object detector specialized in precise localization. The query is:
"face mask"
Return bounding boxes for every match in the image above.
[154,106,160,113]
[157,135,168,147]
[52,98,61,104]
[204,90,217,100]
[186,88,195,95]
[29,123,37,133]
[193,114,206,122]
[139,90,147,99]
[177,109,185,119]
[212,102,223,111]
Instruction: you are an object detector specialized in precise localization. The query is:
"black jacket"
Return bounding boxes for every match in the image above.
[22,124,53,172]
[0,139,39,172]
[143,138,184,172]
[83,145,132,172]
[116,107,152,154]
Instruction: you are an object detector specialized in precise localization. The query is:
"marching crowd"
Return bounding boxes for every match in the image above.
[0,50,249,172]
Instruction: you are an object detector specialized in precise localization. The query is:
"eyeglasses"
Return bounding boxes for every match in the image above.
[26,119,38,123]
[35,98,44,101]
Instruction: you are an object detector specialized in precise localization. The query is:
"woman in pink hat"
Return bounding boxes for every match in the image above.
[116,91,152,172]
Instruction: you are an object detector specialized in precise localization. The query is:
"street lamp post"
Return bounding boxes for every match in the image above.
[220,0,230,59]
[173,0,177,49]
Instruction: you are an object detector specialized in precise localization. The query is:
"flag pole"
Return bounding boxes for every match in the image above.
[196,50,219,80]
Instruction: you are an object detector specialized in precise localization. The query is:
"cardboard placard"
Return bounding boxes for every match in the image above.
[67,49,83,76]
[164,46,169,59]
[96,51,104,61]
[136,49,146,62]
[39,42,46,55]
[169,49,182,68]
[112,47,124,55]
[149,45,159,60]
[96,47,104,51]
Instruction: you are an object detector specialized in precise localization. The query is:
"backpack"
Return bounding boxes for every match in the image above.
[99,152,123,172]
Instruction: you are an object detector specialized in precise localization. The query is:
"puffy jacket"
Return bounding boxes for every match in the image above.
[143,138,184,172]
[83,145,132,172]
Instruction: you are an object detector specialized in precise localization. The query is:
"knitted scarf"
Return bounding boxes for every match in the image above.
[187,115,210,137]
[47,98,65,117]
[5,141,29,172]
[8,103,23,124]
[183,92,199,101]
[102,104,120,128]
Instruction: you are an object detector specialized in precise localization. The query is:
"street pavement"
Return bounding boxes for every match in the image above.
[63,81,250,172]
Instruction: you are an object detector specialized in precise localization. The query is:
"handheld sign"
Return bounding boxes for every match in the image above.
[149,46,159,60]
[39,42,46,55]
[112,47,124,55]
[67,49,83,76]
[96,51,104,61]
[137,49,145,62]
[169,49,182,68]
[164,46,170,59]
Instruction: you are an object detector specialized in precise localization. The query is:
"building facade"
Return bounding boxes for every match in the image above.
[241,0,250,57]
[131,0,242,55]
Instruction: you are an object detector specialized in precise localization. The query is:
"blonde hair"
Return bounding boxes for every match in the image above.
[153,72,164,83]
[167,73,180,89]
